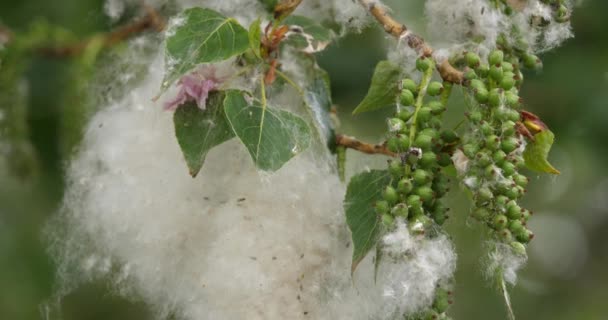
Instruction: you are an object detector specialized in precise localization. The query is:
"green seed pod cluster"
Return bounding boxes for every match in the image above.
[380,61,458,319]
[380,58,456,236]
[461,49,534,250]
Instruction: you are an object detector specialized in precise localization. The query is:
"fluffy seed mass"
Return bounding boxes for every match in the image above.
[47,1,456,319]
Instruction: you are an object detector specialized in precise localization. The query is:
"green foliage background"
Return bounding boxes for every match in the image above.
[1,0,607,319]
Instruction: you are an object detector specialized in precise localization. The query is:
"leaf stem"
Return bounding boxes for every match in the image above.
[408,66,434,144]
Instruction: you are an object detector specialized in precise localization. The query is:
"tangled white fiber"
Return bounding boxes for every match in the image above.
[44,1,460,319]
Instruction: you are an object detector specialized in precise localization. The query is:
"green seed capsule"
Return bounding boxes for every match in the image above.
[413,169,432,185]
[523,53,542,70]
[477,152,492,167]
[510,241,527,256]
[502,121,516,136]
[504,91,520,108]
[493,108,510,122]
[490,64,504,82]
[388,118,406,132]
[437,152,452,167]
[375,200,390,214]
[489,50,504,65]
[402,78,418,93]
[507,109,520,122]
[468,110,483,123]
[387,136,400,153]
[427,81,444,96]
[414,134,434,150]
[416,186,435,203]
[383,186,399,204]
[472,208,491,221]
[474,88,489,104]
[464,69,478,80]
[398,178,413,194]
[440,130,459,143]
[485,135,500,150]
[417,107,433,123]
[488,88,502,107]
[507,201,522,219]
[416,57,433,72]
[433,295,450,314]
[485,165,498,178]
[499,229,513,242]
[495,195,509,207]
[466,52,481,67]
[428,100,446,115]
[470,79,486,91]
[419,151,438,168]
[428,117,442,129]
[391,203,409,219]
[382,213,395,228]
[389,160,404,178]
[513,173,529,188]
[501,74,516,90]
[509,219,524,234]
[397,108,415,122]
[493,214,508,230]
[407,194,422,208]
[420,128,439,139]
[501,137,520,153]
[555,4,569,22]
[505,186,521,200]
[476,64,490,77]
[400,89,415,106]
[493,150,507,164]
[502,62,514,72]
[521,209,531,222]
[501,161,516,176]
[398,134,411,150]
[516,228,533,243]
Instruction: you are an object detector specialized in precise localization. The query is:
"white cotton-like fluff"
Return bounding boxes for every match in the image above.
[377,220,457,317]
[425,0,508,57]
[295,0,372,33]
[387,41,421,82]
[48,35,457,320]
[485,242,527,285]
[424,0,573,57]
[105,0,266,26]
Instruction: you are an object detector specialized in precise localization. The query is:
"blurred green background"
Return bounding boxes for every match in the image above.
[1,0,607,319]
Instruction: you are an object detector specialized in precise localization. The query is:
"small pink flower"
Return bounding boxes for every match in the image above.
[164,66,224,111]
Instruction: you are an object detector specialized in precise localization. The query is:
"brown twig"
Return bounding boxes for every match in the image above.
[37,6,165,58]
[358,0,464,84]
[336,134,397,157]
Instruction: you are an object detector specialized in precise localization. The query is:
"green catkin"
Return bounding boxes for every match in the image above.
[462,46,537,256]
[374,58,456,319]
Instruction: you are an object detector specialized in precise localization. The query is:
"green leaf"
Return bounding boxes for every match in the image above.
[523,130,560,174]
[162,8,249,92]
[174,91,235,177]
[344,170,391,274]
[248,18,262,59]
[223,90,312,171]
[283,15,332,53]
[352,60,402,114]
